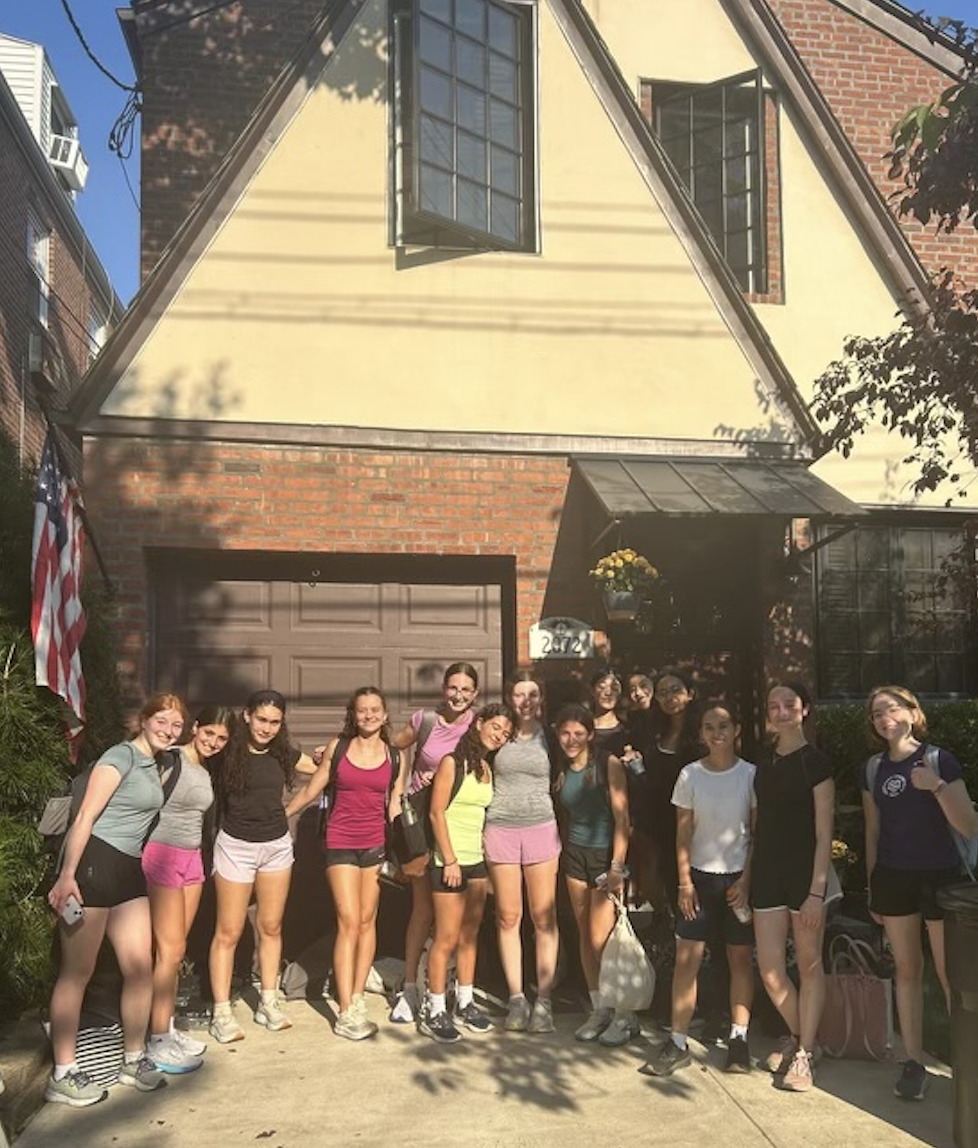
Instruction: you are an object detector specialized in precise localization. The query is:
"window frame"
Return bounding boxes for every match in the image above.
[391,0,539,253]
[649,69,769,295]
[814,518,977,701]
[26,210,51,329]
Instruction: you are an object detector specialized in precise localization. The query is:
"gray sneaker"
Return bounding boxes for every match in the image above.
[575,1006,614,1042]
[528,998,555,1034]
[209,1010,245,1044]
[334,1007,378,1041]
[118,1055,166,1092]
[44,1069,108,1108]
[504,995,532,1032]
[254,996,292,1031]
[598,1011,640,1047]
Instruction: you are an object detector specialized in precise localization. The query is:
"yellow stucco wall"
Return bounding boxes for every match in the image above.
[103,0,789,446]
[583,0,969,508]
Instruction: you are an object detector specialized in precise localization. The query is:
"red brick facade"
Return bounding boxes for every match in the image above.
[768,0,978,284]
[83,438,571,697]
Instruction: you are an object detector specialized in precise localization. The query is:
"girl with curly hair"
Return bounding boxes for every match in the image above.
[208,690,315,1043]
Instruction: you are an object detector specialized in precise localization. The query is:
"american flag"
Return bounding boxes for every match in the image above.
[31,432,87,733]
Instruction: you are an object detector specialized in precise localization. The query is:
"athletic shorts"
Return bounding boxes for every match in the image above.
[325,845,385,869]
[142,841,205,888]
[75,835,147,908]
[675,868,753,946]
[561,842,611,889]
[484,820,562,866]
[213,829,293,883]
[430,861,488,892]
[870,863,962,921]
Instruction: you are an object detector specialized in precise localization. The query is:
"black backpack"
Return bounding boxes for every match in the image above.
[317,738,401,839]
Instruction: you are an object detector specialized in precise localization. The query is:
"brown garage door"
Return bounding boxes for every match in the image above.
[152,552,509,745]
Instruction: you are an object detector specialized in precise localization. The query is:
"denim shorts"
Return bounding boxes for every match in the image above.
[212,829,293,883]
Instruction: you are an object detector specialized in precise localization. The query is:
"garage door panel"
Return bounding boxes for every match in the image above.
[290,656,383,707]
[398,584,499,633]
[174,579,273,631]
[400,656,492,711]
[291,583,384,632]
[181,656,271,705]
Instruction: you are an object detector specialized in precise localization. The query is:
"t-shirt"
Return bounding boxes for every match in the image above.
[434,769,492,868]
[672,757,756,874]
[559,766,613,849]
[753,744,833,879]
[485,727,556,828]
[325,750,393,851]
[593,721,627,764]
[860,743,964,871]
[91,742,164,858]
[408,709,475,793]
[221,745,302,843]
[149,748,214,850]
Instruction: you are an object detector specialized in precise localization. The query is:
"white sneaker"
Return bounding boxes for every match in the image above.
[575,1006,614,1042]
[169,1024,207,1057]
[147,1036,203,1075]
[389,990,418,1024]
[254,995,292,1031]
[209,1010,245,1044]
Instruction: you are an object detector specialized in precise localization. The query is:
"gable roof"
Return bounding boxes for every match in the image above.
[70,0,822,447]
[829,0,969,78]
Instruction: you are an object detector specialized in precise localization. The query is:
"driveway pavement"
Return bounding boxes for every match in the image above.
[11,995,956,1148]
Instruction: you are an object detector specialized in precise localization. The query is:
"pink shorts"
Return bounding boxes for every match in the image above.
[142,841,205,888]
[483,820,562,866]
[212,829,294,883]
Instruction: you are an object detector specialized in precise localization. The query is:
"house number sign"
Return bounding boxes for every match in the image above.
[529,617,595,660]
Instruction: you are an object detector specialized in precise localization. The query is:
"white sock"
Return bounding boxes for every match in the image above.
[589,990,601,1009]
[429,992,446,1015]
[149,1032,169,1044]
[260,989,277,1006]
[213,1001,231,1017]
[730,1023,748,1040]
[53,1062,77,1082]
[123,1048,145,1065]
[456,984,474,1009]
[672,1033,688,1050]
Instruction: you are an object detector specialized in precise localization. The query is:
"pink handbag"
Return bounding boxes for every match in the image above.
[817,934,893,1060]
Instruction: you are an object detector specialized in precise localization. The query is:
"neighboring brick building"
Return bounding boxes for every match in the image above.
[70,0,978,740]
[0,33,122,467]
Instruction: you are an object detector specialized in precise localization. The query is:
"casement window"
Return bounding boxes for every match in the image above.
[88,303,107,365]
[26,211,50,328]
[646,70,769,296]
[391,0,537,251]
[816,523,976,698]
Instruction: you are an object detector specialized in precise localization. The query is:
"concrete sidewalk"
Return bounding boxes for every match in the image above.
[10,995,955,1148]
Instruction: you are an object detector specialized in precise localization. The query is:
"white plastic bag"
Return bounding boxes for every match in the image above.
[598,895,655,1011]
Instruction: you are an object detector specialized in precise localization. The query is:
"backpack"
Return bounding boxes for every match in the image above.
[864,745,977,880]
[317,738,401,839]
[39,746,183,871]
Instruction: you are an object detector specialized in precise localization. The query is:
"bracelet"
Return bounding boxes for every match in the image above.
[445,857,458,867]
[610,861,625,873]
[808,890,825,900]
[679,883,694,890]
[933,780,947,797]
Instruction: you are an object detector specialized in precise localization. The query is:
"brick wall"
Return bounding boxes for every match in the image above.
[768,0,978,285]
[133,0,329,281]
[82,437,571,698]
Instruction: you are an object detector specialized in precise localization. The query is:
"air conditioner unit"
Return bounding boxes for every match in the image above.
[48,134,89,191]
[29,330,65,394]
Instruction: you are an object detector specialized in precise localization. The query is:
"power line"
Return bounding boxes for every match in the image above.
[57,0,138,93]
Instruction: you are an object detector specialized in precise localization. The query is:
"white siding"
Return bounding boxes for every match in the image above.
[0,35,43,139]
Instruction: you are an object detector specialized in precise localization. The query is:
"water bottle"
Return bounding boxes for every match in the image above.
[625,749,645,777]
[401,794,418,826]
[732,903,753,925]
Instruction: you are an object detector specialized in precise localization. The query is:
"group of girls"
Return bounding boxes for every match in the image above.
[44,669,976,1109]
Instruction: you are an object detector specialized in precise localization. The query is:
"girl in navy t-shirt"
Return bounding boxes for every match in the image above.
[862,685,978,1102]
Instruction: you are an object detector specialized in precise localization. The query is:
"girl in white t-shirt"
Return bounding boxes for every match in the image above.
[641,700,757,1078]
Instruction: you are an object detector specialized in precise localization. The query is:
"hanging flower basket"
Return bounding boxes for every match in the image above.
[590,548,659,623]
[603,589,642,622]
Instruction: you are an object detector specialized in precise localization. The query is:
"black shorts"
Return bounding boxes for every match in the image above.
[675,869,753,946]
[324,845,385,869]
[430,861,488,892]
[870,864,962,921]
[75,836,147,908]
[751,850,813,913]
[561,842,612,889]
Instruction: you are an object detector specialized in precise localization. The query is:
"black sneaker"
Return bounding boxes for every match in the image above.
[454,1001,493,1034]
[724,1035,751,1074]
[639,1039,692,1077]
[419,1010,462,1044]
[894,1059,928,1101]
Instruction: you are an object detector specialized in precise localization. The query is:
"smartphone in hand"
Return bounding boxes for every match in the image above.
[61,894,84,925]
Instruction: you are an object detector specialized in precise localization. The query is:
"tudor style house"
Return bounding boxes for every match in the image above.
[0,33,122,466]
[69,0,978,743]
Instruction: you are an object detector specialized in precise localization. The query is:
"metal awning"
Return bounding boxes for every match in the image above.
[574,457,867,518]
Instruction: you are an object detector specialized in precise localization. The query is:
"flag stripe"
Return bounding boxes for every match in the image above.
[31,433,87,730]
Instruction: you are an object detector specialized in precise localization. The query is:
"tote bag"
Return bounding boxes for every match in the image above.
[817,934,893,1060]
[598,895,655,1012]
